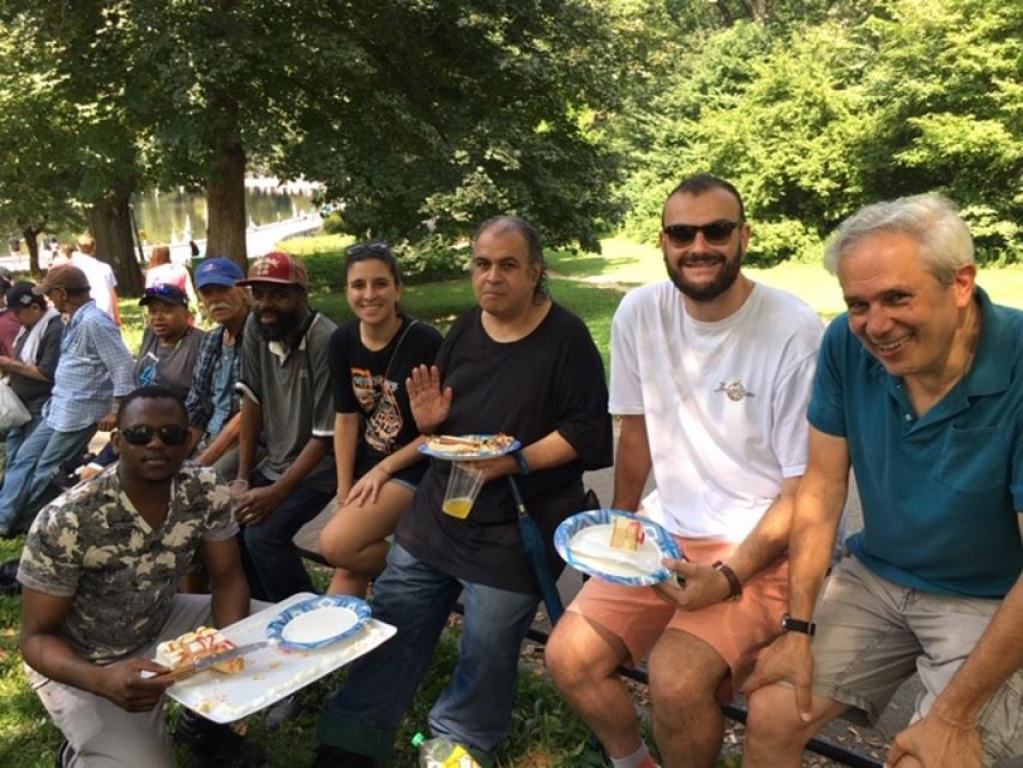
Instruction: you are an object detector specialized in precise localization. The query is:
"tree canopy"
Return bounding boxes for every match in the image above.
[0,0,1019,274]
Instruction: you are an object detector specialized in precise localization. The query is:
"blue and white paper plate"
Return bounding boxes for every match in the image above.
[555,509,682,587]
[419,434,521,461]
[267,595,372,651]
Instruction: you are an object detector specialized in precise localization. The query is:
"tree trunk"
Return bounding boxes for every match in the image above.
[21,227,40,276]
[88,192,145,297]
[206,140,248,271]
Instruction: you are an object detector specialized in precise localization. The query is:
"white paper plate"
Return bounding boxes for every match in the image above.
[162,593,394,723]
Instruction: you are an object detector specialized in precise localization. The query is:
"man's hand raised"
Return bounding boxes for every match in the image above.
[407,365,452,434]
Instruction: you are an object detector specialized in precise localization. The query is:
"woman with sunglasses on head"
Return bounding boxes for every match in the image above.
[321,241,443,597]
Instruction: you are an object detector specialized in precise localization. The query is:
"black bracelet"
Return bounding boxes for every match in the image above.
[512,450,530,476]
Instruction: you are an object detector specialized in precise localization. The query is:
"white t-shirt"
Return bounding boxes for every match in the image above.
[609,281,823,542]
[71,253,118,320]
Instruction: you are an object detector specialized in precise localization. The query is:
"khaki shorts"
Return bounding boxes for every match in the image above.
[811,556,1023,763]
[567,537,789,697]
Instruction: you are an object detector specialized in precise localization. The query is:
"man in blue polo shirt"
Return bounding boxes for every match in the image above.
[743,194,1022,768]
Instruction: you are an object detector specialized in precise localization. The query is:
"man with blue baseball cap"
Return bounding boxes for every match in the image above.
[185,258,252,479]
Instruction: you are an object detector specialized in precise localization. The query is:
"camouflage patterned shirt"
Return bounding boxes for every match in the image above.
[18,462,238,662]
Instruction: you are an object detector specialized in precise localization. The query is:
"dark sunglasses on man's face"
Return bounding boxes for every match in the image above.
[662,220,742,247]
[120,424,190,447]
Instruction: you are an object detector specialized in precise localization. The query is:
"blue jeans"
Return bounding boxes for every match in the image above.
[318,543,541,760]
[0,419,95,535]
[239,470,334,601]
[4,413,43,469]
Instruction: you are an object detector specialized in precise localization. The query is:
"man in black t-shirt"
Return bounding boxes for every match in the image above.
[313,217,613,767]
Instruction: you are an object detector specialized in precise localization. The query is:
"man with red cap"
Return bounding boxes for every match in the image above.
[233,252,338,601]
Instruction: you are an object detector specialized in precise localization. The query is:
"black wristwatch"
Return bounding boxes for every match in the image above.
[781,613,816,636]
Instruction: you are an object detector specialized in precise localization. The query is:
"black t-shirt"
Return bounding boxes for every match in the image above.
[10,315,63,415]
[396,303,613,594]
[327,317,443,484]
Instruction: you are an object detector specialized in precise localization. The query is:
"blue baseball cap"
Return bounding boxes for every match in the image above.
[139,283,189,307]
[195,257,246,289]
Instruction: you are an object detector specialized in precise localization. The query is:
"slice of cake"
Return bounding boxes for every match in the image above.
[155,626,244,675]
[609,517,645,551]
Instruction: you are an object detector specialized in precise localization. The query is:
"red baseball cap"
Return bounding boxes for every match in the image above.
[237,251,308,289]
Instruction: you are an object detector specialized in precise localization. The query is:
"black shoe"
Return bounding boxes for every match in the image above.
[311,744,376,768]
[265,691,306,730]
[173,709,267,767]
[54,739,75,768]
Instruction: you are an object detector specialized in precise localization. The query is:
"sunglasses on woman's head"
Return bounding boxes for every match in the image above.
[662,220,742,247]
[345,241,392,260]
[120,424,190,447]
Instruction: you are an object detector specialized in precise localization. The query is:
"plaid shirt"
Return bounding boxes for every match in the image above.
[185,324,243,432]
[45,301,135,432]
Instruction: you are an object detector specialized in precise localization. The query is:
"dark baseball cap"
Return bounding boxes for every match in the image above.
[6,281,46,309]
[195,257,246,290]
[139,283,189,307]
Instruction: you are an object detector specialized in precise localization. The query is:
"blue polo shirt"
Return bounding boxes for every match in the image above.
[809,287,1023,598]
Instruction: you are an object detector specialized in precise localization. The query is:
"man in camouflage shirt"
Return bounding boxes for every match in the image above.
[18,386,258,768]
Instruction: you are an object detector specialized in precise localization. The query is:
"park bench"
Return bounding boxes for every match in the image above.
[293,504,882,768]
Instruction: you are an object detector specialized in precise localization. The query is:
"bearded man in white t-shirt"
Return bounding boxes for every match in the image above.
[546,174,824,768]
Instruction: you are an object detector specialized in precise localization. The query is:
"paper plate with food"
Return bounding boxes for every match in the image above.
[419,433,521,461]
[555,509,682,587]
[152,593,392,722]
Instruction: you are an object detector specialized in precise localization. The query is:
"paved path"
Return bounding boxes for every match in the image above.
[0,214,323,271]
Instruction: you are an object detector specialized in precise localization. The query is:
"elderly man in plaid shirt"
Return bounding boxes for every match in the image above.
[184,257,253,480]
[0,265,134,536]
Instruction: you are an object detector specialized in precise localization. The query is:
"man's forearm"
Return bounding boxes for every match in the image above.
[209,571,251,628]
[197,414,241,466]
[236,397,261,480]
[21,633,103,694]
[725,479,799,585]
[932,572,1023,724]
[611,415,651,511]
[787,475,847,618]
[271,437,331,496]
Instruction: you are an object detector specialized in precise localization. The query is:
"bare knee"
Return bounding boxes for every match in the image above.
[647,635,726,718]
[545,614,622,692]
[745,684,816,749]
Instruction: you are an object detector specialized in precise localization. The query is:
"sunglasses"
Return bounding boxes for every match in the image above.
[345,241,392,260]
[662,220,742,247]
[120,424,190,447]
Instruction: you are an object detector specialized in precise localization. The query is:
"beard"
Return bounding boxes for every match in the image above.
[665,244,743,302]
[254,306,304,341]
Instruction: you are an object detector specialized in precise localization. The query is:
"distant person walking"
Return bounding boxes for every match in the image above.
[70,235,121,326]
[145,245,199,310]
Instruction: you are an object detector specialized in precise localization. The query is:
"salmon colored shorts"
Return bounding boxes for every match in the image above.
[566,537,789,695]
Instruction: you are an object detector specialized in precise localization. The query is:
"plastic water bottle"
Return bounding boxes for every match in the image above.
[412,732,481,767]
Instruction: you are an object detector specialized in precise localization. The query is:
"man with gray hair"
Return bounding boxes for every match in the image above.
[743,194,1023,768]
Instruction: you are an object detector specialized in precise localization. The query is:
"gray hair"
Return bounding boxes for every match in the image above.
[474,215,549,300]
[823,193,974,286]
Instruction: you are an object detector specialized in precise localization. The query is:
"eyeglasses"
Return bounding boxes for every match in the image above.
[120,424,190,447]
[662,220,742,247]
[345,241,392,260]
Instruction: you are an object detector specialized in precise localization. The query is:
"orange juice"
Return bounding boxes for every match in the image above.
[442,498,474,518]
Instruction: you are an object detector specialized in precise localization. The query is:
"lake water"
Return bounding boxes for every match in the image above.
[132,185,320,246]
